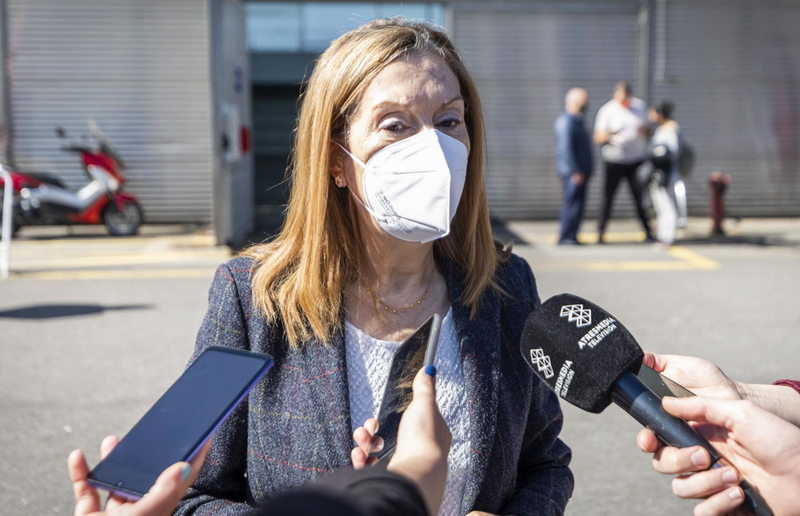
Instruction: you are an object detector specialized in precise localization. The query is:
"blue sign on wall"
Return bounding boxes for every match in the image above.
[234,66,243,94]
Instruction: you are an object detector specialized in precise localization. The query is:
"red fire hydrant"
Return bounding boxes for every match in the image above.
[709,171,731,236]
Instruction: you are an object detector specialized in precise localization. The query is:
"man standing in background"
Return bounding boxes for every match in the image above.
[554,88,593,246]
[594,81,654,243]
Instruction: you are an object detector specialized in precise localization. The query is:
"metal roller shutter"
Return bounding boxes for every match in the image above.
[453,0,642,219]
[650,0,800,217]
[6,0,214,223]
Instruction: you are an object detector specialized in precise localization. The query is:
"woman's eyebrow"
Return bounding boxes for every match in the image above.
[370,96,464,113]
[441,96,464,108]
[371,101,406,113]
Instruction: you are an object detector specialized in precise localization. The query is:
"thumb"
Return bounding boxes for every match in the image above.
[662,396,741,429]
[412,365,437,402]
[127,462,195,516]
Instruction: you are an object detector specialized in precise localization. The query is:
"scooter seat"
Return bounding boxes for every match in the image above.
[26,173,67,189]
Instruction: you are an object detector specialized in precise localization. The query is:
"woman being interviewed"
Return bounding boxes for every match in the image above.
[176,19,573,516]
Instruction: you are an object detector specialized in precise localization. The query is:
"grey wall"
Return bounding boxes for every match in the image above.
[453,0,800,219]
[454,0,644,220]
[648,0,800,217]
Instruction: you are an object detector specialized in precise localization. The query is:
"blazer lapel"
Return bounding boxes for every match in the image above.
[439,254,502,514]
[300,325,354,471]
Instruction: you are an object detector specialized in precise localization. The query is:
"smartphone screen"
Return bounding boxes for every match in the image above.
[637,364,695,399]
[374,314,442,460]
[88,347,273,498]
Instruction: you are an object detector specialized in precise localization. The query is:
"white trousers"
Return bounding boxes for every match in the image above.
[649,182,677,244]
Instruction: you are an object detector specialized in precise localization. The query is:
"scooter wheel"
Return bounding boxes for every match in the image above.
[103,199,143,236]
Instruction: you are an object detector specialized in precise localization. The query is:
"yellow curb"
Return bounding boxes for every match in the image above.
[9,233,217,248]
[667,246,721,270]
[10,249,232,270]
[10,268,219,281]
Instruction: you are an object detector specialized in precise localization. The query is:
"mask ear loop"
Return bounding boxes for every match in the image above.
[332,140,389,223]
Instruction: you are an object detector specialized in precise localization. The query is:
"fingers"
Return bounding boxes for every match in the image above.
[636,428,661,453]
[672,467,740,499]
[652,445,711,475]
[352,418,383,469]
[97,435,129,511]
[132,461,198,516]
[68,449,90,487]
[642,350,671,372]
[68,449,101,516]
[350,447,377,470]
[351,447,368,470]
[693,486,744,516]
[353,426,383,454]
[364,418,378,436]
[100,435,119,460]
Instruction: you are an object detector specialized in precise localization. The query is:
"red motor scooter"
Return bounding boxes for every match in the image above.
[0,121,143,237]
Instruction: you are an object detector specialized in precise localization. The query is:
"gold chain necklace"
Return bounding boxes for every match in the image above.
[364,266,435,315]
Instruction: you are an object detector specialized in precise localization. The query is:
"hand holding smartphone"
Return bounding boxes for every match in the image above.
[87,347,273,500]
[374,313,443,463]
[69,436,211,516]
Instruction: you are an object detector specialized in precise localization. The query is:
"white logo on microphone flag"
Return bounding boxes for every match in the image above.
[560,304,592,328]
[530,348,554,379]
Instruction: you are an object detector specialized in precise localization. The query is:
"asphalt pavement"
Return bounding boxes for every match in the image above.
[1,218,798,516]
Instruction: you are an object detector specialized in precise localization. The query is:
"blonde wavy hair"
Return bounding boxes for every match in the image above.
[242,18,507,348]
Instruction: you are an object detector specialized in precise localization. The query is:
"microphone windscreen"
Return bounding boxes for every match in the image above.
[520,293,643,413]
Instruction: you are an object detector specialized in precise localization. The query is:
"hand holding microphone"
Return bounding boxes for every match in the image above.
[640,351,800,427]
[641,352,743,400]
[640,396,800,516]
[519,294,774,516]
[636,351,800,515]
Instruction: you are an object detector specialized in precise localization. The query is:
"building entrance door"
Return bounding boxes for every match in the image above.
[252,84,300,230]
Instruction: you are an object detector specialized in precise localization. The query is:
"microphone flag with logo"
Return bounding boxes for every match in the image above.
[520,293,643,413]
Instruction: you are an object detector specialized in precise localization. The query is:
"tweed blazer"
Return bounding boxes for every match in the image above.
[173,252,573,516]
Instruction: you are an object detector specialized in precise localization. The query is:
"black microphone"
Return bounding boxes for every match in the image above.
[520,293,772,516]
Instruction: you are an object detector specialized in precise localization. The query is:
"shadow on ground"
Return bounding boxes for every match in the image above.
[677,233,799,247]
[0,304,154,319]
[239,217,798,250]
[13,224,204,241]
[240,217,532,249]
[492,219,530,247]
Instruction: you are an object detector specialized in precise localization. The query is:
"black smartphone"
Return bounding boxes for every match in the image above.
[87,347,274,500]
[637,364,695,399]
[374,313,442,463]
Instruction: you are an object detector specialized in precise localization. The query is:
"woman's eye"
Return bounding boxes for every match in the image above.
[381,121,406,132]
[438,118,463,129]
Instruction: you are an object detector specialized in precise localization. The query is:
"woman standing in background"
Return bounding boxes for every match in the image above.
[647,101,682,245]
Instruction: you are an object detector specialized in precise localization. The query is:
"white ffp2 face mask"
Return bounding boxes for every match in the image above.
[336,129,468,243]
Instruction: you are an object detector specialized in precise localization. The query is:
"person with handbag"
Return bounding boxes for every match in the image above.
[646,101,682,245]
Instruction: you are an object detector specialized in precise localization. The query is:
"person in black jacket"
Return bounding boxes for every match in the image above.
[554,88,593,245]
